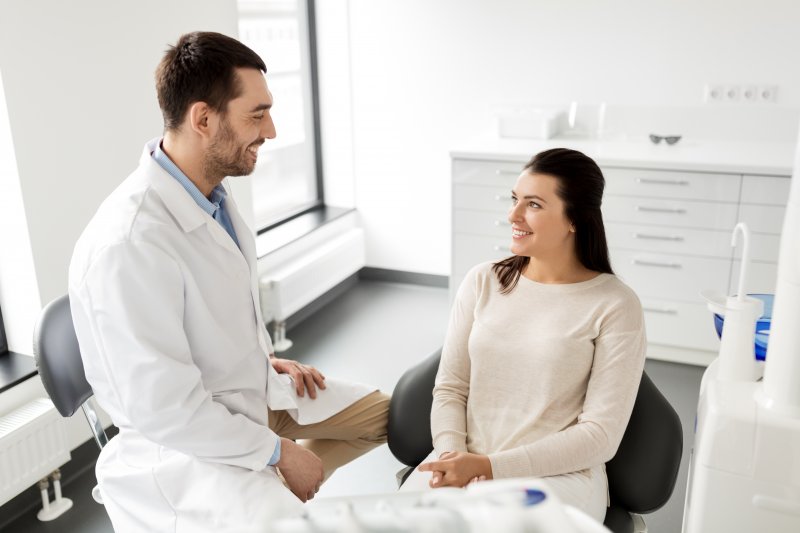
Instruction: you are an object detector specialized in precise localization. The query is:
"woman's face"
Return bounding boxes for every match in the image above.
[507,171,575,259]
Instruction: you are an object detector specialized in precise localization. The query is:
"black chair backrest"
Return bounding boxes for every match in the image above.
[387,349,683,518]
[387,350,440,467]
[32,295,92,417]
[606,371,683,514]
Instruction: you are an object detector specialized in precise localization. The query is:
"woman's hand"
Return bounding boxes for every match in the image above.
[417,451,493,488]
[270,356,326,399]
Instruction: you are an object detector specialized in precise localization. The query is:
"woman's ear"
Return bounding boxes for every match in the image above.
[187,101,212,138]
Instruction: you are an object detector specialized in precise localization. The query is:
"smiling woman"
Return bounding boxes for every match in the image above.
[405,148,646,525]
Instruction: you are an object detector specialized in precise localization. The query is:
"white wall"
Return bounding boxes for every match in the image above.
[339,0,800,275]
[0,0,246,352]
[0,0,244,450]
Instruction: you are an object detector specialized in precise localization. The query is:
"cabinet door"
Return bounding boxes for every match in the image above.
[454,209,511,239]
[451,234,510,293]
[729,260,778,295]
[736,204,786,235]
[741,175,791,206]
[604,168,740,202]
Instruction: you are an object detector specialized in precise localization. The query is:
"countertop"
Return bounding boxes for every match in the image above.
[451,136,796,176]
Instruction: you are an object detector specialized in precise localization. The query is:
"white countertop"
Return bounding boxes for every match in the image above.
[451,136,796,176]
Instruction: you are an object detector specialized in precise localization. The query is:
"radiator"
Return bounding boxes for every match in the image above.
[0,398,70,506]
[259,227,365,350]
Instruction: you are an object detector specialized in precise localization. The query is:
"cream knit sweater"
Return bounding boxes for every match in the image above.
[431,262,646,480]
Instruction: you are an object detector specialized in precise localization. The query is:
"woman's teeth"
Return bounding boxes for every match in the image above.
[513,229,532,237]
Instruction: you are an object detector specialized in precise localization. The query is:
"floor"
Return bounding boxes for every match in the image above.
[2,278,704,532]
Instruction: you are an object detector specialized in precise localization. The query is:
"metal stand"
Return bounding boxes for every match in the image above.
[36,469,73,521]
[272,321,293,352]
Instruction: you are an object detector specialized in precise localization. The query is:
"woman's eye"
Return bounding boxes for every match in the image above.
[529,201,541,209]
[510,196,518,205]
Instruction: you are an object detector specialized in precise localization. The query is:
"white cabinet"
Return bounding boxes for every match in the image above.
[451,155,790,363]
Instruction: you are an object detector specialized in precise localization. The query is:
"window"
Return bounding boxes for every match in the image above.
[238,0,323,230]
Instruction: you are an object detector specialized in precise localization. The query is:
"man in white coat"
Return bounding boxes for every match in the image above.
[68,32,389,532]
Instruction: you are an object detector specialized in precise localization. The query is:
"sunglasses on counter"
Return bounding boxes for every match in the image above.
[649,134,682,145]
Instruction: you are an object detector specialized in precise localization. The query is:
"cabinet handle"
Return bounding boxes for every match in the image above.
[632,259,682,269]
[495,170,519,176]
[493,244,511,252]
[494,194,513,201]
[632,232,685,242]
[494,220,510,226]
[643,306,678,315]
[635,205,687,214]
[636,177,690,186]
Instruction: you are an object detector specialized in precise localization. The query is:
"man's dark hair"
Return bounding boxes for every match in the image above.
[155,31,267,131]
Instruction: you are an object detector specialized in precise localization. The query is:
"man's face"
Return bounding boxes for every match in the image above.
[204,68,275,179]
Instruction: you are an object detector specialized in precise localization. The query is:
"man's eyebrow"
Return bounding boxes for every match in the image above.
[511,190,548,203]
[250,103,272,112]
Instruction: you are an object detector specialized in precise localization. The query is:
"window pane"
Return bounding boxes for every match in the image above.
[238,0,319,228]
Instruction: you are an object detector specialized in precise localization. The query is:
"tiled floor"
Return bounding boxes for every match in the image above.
[2,278,704,532]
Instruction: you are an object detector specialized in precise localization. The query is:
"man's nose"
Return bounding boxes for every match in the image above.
[262,115,276,139]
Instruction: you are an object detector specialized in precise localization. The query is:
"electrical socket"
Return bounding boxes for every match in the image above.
[704,83,778,104]
[723,85,741,102]
[704,84,724,102]
[759,85,778,103]
[742,85,758,102]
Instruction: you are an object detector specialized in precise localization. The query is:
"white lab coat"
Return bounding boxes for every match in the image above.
[68,139,373,532]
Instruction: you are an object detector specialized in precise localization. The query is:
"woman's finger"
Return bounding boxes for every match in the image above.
[302,370,318,399]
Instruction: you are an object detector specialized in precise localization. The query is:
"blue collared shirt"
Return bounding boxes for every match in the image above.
[152,142,240,249]
[152,142,281,466]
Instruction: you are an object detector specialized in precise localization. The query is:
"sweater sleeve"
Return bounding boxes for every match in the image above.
[430,266,481,455]
[488,288,647,479]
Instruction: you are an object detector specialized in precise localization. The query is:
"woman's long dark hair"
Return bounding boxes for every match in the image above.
[492,148,613,293]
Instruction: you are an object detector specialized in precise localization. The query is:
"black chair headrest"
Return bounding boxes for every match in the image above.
[32,295,92,417]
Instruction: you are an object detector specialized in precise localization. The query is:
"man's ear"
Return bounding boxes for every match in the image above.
[187,102,213,138]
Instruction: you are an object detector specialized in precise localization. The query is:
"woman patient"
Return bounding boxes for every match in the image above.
[405,148,646,522]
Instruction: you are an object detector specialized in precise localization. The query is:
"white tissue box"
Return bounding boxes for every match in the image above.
[497,109,564,140]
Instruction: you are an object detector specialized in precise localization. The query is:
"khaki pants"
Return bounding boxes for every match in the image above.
[268,390,390,482]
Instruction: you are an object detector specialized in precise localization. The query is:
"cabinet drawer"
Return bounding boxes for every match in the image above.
[451,234,510,293]
[603,195,738,230]
[454,184,514,213]
[610,249,730,302]
[729,260,778,295]
[641,297,720,351]
[741,175,791,206]
[732,233,780,263]
[453,159,525,187]
[606,222,731,259]
[737,204,786,235]
[454,209,511,238]
[604,167,740,202]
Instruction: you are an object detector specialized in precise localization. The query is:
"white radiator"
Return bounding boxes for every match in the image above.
[0,398,70,506]
[259,227,365,350]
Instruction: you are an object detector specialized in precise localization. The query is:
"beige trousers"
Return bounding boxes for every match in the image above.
[268,390,391,481]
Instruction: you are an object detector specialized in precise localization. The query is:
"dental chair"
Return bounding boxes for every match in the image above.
[33,295,108,503]
[387,349,683,533]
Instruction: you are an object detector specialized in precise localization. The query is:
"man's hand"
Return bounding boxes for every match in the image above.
[417,451,493,488]
[275,438,324,502]
[270,356,326,399]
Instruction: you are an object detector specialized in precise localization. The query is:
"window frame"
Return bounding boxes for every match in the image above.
[239,0,326,234]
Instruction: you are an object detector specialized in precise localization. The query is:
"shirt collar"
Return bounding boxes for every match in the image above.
[152,140,227,217]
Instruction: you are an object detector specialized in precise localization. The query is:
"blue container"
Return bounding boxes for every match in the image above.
[713,293,773,361]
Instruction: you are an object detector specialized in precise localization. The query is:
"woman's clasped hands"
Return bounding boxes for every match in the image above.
[417,451,493,488]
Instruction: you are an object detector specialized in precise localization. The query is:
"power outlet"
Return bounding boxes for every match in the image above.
[759,85,778,103]
[704,83,778,104]
[704,84,724,102]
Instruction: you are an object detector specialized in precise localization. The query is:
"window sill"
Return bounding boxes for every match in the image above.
[0,352,37,394]
[256,205,354,258]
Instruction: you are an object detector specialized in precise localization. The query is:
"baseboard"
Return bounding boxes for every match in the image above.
[359,267,449,288]
[0,425,118,530]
